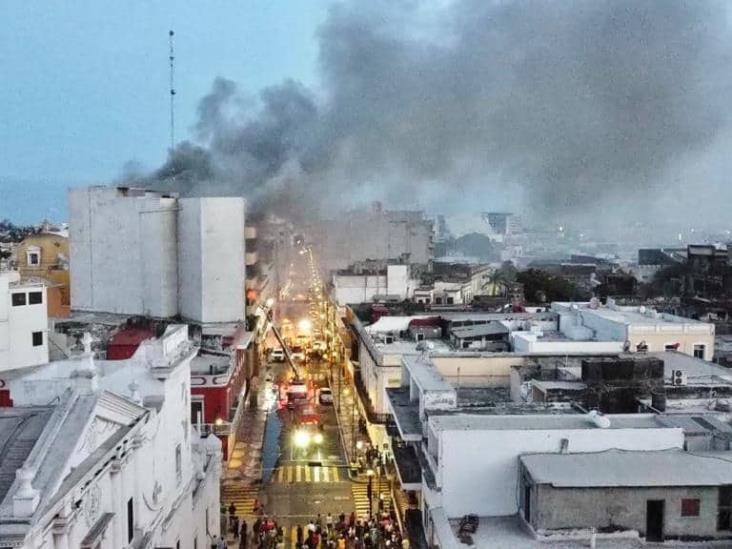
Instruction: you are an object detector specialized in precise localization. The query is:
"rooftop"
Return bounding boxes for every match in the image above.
[0,407,54,501]
[521,448,732,488]
[429,413,668,432]
[449,322,508,339]
[553,301,710,327]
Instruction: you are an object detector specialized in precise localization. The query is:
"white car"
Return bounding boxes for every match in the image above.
[318,387,334,405]
[270,348,285,362]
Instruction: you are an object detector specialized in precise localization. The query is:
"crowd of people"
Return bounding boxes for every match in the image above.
[213,505,409,549]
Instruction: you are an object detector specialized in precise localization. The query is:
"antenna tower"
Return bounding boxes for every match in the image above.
[168,30,176,150]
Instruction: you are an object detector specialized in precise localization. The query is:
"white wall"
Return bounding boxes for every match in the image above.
[511,333,624,354]
[387,264,409,298]
[5,327,220,548]
[69,187,179,318]
[333,274,387,305]
[0,273,48,371]
[437,422,684,517]
[178,197,246,324]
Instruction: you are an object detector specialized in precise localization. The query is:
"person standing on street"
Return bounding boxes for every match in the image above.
[239,519,248,549]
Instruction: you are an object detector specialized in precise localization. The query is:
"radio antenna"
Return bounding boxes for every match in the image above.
[168,30,176,150]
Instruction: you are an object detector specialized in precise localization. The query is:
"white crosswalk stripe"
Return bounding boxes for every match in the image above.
[269,465,342,484]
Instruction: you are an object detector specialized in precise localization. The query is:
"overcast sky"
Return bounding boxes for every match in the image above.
[0,0,331,222]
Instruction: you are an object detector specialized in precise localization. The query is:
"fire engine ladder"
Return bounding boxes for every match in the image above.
[270,323,300,379]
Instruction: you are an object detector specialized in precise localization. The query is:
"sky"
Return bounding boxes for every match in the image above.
[0,0,332,223]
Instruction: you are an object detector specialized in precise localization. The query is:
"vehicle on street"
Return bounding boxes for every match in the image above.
[291,345,305,362]
[296,405,321,426]
[270,347,285,362]
[286,380,309,409]
[318,387,333,405]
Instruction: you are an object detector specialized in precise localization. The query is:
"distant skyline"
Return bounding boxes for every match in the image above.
[0,0,332,222]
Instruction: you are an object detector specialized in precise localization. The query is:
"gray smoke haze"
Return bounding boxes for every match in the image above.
[141,0,732,227]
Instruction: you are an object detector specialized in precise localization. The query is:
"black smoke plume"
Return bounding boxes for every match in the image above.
[138,0,732,225]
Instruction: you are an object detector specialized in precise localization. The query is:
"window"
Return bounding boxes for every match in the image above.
[718,486,732,530]
[127,498,134,542]
[694,344,706,359]
[11,293,26,307]
[27,251,40,266]
[175,443,182,485]
[28,291,42,305]
[447,297,454,304]
[32,332,43,347]
[681,498,700,517]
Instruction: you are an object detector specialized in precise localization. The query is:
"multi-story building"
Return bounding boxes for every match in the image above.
[0,271,48,373]
[333,262,418,306]
[387,351,732,547]
[177,197,246,324]
[0,324,221,548]
[307,205,434,272]
[70,186,246,324]
[15,226,70,317]
[552,300,715,360]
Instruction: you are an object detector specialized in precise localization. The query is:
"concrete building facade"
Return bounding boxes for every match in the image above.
[0,271,48,372]
[0,324,221,549]
[178,197,246,324]
[553,301,715,360]
[70,187,246,324]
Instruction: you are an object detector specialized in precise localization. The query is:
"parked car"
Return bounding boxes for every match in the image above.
[270,347,285,362]
[318,387,333,405]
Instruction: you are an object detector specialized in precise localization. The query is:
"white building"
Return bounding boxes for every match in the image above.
[552,300,715,360]
[388,353,690,548]
[0,271,48,371]
[333,264,416,306]
[178,197,246,324]
[70,186,179,318]
[70,186,246,324]
[0,325,221,548]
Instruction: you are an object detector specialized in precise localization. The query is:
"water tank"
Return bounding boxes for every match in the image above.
[587,410,611,429]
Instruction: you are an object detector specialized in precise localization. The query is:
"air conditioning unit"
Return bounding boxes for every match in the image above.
[672,370,688,386]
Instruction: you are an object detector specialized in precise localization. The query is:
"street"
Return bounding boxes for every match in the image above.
[221,246,405,547]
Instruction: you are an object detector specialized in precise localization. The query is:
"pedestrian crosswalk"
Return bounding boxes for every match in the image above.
[351,481,393,521]
[271,464,343,483]
[221,484,260,516]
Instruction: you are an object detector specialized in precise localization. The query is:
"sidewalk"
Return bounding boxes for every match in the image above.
[221,377,272,542]
[330,363,361,468]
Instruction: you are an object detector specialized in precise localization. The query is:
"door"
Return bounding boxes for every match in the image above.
[523,485,531,523]
[646,500,664,542]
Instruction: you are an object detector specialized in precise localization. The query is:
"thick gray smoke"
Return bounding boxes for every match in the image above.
[143,0,732,224]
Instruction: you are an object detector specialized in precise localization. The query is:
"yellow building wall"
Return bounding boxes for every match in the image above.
[16,233,70,317]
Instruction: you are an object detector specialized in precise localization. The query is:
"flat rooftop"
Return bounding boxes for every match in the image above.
[429,413,667,432]
[521,448,732,488]
[554,302,709,326]
[190,352,230,374]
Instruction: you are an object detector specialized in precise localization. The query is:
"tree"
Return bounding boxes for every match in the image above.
[517,268,588,303]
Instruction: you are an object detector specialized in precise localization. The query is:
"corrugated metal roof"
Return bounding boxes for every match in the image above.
[521,448,732,487]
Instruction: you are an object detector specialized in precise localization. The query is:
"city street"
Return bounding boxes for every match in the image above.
[221,246,402,547]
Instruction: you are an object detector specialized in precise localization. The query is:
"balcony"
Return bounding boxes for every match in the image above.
[245,251,258,266]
